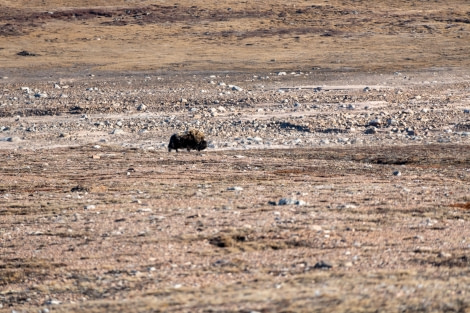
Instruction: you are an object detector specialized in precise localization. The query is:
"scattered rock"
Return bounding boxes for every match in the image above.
[252,136,263,143]
[278,198,306,206]
[278,198,296,205]
[414,246,433,253]
[5,137,21,142]
[337,203,357,210]
[71,185,89,192]
[438,251,452,258]
[227,186,243,191]
[230,85,243,91]
[387,118,398,126]
[17,50,38,56]
[313,261,333,269]
[111,129,125,135]
[44,299,61,305]
[34,92,48,98]
[368,119,381,127]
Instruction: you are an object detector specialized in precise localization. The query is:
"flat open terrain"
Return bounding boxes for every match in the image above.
[1,0,469,72]
[1,1,470,312]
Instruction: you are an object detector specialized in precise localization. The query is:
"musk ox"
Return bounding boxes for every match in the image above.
[168,129,207,152]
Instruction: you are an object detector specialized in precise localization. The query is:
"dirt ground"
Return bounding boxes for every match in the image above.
[1,0,469,72]
[1,1,470,312]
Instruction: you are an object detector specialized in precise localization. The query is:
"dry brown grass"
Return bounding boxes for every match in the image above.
[1,0,469,72]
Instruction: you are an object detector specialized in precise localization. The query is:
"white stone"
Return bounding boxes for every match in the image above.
[227,186,243,191]
[137,104,147,111]
[230,85,243,91]
[337,203,357,210]
[45,299,61,305]
[252,136,263,143]
[111,129,124,135]
[368,119,381,127]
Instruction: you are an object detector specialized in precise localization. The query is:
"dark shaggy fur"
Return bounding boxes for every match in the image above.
[168,129,207,152]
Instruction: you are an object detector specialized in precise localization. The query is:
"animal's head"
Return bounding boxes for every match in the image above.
[198,140,208,151]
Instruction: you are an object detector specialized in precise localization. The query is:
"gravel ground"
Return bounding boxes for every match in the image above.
[1,70,469,152]
[1,69,470,313]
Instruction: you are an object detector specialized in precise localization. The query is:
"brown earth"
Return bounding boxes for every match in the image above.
[1,1,470,312]
[0,0,469,72]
